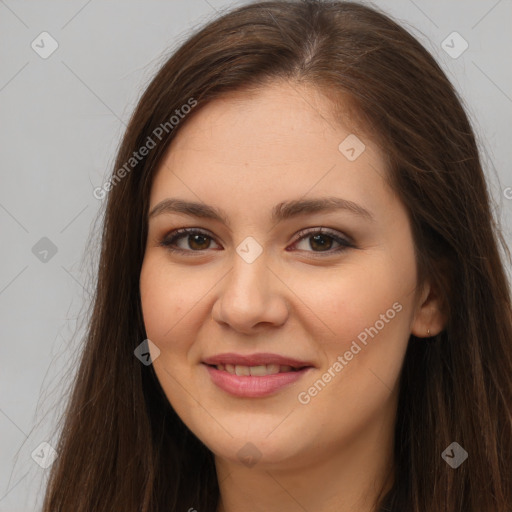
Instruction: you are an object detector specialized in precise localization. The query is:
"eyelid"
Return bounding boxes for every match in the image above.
[159,226,354,255]
[159,227,220,252]
[293,226,354,246]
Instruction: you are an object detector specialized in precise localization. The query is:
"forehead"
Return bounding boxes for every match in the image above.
[168,82,355,158]
[149,82,394,222]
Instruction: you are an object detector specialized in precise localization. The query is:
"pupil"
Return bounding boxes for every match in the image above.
[311,234,332,251]
[190,234,209,250]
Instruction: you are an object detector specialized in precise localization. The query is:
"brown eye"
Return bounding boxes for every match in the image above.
[160,228,220,253]
[291,228,353,255]
[186,233,211,250]
[308,233,335,251]
[159,226,353,256]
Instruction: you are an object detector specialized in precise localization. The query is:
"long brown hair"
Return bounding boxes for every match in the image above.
[41,1,512,511]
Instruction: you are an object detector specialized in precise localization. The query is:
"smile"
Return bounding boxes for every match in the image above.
[203,363,313,398]
[210,363,301,375]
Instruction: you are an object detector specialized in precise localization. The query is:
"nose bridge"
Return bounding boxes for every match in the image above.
[213,244,289,330]
[226,232,269,295]
[224,247,271,309]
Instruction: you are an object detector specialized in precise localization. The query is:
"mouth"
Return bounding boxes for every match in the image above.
[204,363,310,376]
[202,352,315,371]
[201,355,315,398]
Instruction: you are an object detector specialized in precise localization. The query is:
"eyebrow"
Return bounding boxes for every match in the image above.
[148,196,374,226]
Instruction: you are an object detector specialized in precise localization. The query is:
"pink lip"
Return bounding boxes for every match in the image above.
[202,352,314,368]
[203,364,313,398]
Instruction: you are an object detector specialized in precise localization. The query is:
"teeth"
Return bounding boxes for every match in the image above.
[235,365,251,376]
[215,363,297,375]
[265,364,281,374]
[249,364,273,376]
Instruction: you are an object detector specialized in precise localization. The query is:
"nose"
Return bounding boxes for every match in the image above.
[211,252,289,334]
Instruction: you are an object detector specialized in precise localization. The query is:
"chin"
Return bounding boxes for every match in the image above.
[191,419,309,469]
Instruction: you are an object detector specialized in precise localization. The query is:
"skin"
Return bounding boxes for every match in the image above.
[139,81,446,512]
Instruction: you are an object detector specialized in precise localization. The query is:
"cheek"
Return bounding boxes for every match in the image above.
[139,257,199,411]
[140,257,186,348]
[290,248,416,396]
[297,262,411,344]
[139,254,217,378]
[292,260,413,431]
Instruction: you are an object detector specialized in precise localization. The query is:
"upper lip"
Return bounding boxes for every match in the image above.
[202,352,314,369]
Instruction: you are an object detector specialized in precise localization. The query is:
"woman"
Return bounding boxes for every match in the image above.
[41,1,512,511]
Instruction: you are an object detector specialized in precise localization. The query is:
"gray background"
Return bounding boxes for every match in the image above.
[1,1,511,510]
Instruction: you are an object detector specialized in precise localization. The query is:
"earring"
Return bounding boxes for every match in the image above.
[427,328,431,337]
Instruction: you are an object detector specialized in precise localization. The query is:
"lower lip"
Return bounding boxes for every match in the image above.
[203,364,313,398]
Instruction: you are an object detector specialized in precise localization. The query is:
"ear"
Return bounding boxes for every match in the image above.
[410,280,448,338]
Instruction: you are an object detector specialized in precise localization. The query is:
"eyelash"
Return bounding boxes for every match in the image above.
[158,227,354,257]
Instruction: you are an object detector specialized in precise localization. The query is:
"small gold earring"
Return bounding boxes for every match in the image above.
[427,328,431,337]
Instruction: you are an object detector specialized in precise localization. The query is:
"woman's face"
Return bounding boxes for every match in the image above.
[140,81,431,470]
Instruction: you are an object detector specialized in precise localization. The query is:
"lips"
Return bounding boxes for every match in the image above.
[201,353,315,397]
[202,352,314,369]
[212,363,297,376]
